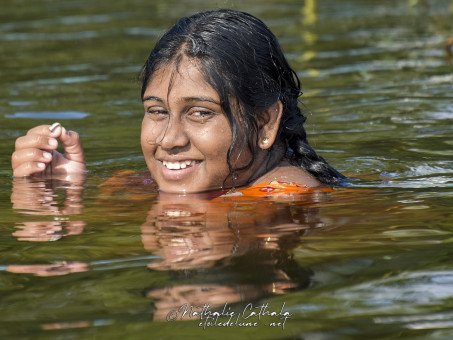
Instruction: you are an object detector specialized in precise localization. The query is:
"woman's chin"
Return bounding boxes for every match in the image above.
[155,180,227,196]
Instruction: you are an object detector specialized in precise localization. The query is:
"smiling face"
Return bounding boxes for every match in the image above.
[141,59,257,193]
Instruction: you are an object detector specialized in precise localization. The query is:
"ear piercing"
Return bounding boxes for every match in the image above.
[262,137,269,145]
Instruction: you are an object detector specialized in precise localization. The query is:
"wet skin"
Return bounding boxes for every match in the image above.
[141,59,264,193]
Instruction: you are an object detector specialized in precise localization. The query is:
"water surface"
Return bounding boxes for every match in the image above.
[1,0,453,339]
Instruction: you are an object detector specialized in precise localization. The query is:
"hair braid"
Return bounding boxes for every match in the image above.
[279,104,346,185]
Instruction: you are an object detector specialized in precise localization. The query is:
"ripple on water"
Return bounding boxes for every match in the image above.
[5,111,90,119]
[0,14,113,32]
[408,164,453,177]
[1,31,100,41]
[375,311,453,331]
[429,104,453,120]
[332,270,453,313]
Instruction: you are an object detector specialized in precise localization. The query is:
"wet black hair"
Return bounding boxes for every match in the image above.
[140,9,346,186]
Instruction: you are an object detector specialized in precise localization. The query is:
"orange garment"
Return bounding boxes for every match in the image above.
[222,181,309,197]
[215,180,336,202]
[99,171,333,200]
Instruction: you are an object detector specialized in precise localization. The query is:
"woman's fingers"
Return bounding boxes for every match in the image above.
[59,127,85,164]
[12,160,47,177]
[15,132,59,152]
[25,124,61,137]
[12,125,59,177]
[11,147,52,169]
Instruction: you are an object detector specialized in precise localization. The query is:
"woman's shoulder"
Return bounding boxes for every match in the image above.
[251,160,321,188]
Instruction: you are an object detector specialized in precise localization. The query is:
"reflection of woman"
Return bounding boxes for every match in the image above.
[11,9,345,193]
[141,192,327,320]
[142,193,327,269]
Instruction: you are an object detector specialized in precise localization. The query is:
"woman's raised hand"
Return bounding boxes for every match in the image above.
[12,123,86,178]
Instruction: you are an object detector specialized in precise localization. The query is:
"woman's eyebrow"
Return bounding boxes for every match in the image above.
[142,95,220,105]
[182,96,220,105]
[142,96,163,103]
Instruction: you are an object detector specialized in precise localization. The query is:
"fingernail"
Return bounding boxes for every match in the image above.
[43,152,52,159]
[37,162,45,169]
[49,122,61,132]
[49,139,58,147]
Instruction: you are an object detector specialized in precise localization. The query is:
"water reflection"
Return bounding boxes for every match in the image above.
[141,192,327,320]
[142,192,326,269]
[8,177,88,276]
[6,261,89,277]
[9,176,332,321]
[11,177,86,241]
[11,177,85,215]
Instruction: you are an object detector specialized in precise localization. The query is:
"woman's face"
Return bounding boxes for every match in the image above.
[141,59,256,193]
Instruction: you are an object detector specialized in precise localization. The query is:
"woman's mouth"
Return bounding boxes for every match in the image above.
[159,159,200,181]
[162,160,196,170]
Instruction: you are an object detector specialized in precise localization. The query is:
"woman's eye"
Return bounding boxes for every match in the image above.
[187,109,215,122]
[146,108,168,120]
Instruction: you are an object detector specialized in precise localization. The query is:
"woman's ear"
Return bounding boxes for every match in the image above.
[258,101,283,150]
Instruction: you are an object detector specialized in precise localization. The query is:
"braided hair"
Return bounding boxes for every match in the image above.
[141,9,346,186]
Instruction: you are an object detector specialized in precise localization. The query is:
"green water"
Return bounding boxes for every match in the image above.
[1,0,453,339]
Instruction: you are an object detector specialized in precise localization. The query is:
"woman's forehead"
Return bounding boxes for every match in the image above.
[145,59,218,98]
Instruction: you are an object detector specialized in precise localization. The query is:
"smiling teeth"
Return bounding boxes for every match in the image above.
[163,160,194,170]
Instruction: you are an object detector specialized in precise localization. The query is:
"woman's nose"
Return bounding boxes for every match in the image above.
[159,118,189,150]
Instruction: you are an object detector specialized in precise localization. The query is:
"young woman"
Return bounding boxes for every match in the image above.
[11,9,345,194]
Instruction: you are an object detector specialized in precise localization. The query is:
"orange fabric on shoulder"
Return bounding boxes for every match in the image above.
[219,180,333,199]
